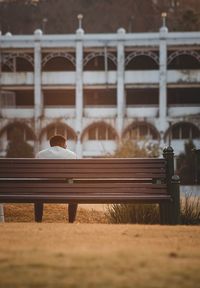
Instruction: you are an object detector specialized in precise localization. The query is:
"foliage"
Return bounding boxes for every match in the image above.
[175,9,200,31]
[1,0,200,35]
[112,139,160,158]
[113,140,148,158]
[176,140,199,185]
[6,128,34,158]
[106,204,159,224]
[106,140,162,223]
[181,193,200,225]
[106,194,200,225]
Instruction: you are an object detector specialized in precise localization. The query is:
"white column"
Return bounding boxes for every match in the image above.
[75,28,84,158]
[34,29,43,154]
[159,26,168,132]
[117,28,126,137]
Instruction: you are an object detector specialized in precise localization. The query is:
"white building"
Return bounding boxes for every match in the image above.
[0,22,200,158]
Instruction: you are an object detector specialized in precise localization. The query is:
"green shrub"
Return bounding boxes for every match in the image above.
[6,127,34,158]
[176,140,200,184]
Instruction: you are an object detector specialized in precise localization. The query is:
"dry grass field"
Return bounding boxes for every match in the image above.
[0,204,200,288]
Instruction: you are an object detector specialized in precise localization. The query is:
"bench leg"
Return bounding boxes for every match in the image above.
[170,176,181,225]
[34,202,44,222]
[68,203,78,223]
[159,203,171,225]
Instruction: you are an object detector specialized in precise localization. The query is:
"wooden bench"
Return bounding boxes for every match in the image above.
[0,146,180,224]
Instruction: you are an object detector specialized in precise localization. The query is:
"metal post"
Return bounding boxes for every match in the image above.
[163,146,174,182]
[77,14,83,29]
[193,149,200,184]
[171,175,181,225]
[168,121,172,147]
[161,12,167,27]
[163,147,181,224]
[42,18,48,34]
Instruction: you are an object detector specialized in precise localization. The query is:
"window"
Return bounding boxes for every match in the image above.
[126,89,158,105]
[0,91,16,107]
[46,124,75,140]
[86,124,116,140]
[171,123,200,140]
[125,124,158,140]
[7,125,34,141]
[84,89,116,106]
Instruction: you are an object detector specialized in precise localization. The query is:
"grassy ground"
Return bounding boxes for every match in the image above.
[4,203,107,223]
[1,205,200,288]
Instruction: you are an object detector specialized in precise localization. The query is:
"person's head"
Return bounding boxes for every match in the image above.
[49,135,67,148]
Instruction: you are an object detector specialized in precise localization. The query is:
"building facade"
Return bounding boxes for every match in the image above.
[0,24,200,158]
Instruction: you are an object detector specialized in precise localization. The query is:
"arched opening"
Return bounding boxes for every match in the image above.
[165,122,200,141]
[81,122,118,157]
[0,122,35,141]
[15,56,34,72]
[2,63,12,72]
[2,54,34,72]
[125,53,158,70]
[84,54,116,70]
[123,122,159,141]
[43,56,75,71]
[82,122,118,141]
[168,53,200,69]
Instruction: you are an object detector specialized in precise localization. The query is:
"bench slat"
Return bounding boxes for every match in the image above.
[0,158,166,163]
[0,173,166,179]
[0,194,171,204]
[0,167,165,173]
[0,182,167,188]
[0,159,166,180]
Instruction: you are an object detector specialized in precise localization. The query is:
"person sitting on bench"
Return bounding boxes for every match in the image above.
[36,134,77,222]
[37,134,76,159]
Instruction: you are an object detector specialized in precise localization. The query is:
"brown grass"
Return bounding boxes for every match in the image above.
[4,203,107,223]
[1,205,200,288]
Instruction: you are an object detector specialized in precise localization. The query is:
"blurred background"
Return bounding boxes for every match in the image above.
[0,0,199,185]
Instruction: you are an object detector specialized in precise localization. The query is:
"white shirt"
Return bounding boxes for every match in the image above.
[36,146,77,159]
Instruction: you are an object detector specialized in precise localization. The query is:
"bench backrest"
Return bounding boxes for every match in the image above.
[0,158,167,181]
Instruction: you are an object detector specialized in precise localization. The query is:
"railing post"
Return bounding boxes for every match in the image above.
[163,146,174,184]
[171,175,181,225]
[163,147,180,224]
